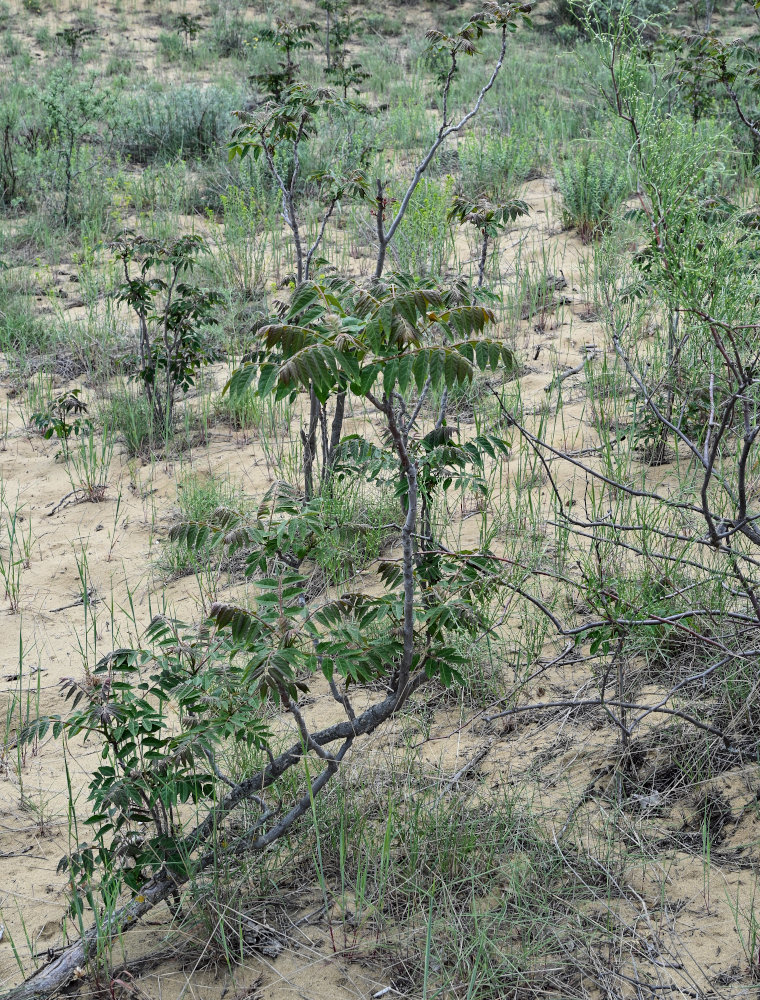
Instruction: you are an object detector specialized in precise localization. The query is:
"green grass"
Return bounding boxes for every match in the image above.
[555,142,630,242]
[159,470,251,580]
[312,478,401,587]
[98,387,157,458]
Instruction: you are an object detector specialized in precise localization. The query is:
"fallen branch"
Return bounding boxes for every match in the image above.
[485,697,735,748]
[544,349,595,394]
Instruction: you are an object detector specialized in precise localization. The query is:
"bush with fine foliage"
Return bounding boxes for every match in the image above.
[116,85,241,163]
[556,142,628,241]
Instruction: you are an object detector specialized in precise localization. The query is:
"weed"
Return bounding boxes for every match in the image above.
[66,423,114,501]
[117,86,241,164]
[160,471,249,581]
[556,143,629,242]
[0,485,32,613]
[98,387,156,458]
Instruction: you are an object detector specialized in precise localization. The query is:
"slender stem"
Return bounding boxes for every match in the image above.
[374,25,509,278]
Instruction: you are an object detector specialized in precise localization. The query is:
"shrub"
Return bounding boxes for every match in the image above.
[116,85,241,163]
[392,176,454,276]
[555,143,629,241]
[215,186,269,298]
[158,30,185,63]
[312,479,400,586]
[550,0,669,33]
[105,53,132,77]
[38,66,116,228]
[458,127,537,199]
[0,275,54,363]
[361,10,403,35]
[209,4,250,58]
[0,92,43,210]
[161,472,250,578]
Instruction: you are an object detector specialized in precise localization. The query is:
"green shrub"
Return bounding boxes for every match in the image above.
[116,85,241,163]
[312,479,400,586]
[161,472,250,578]
[209,3,250,58]
[392,176,454,276]
[117,159,198,215]
[215,186,269,298]
[381,96,435,150]
[550,0,669,32]
[361,10,403,35]
[213,385,263,430]
[556,143,628,241]
[105,53,132,76]
[458,128,538,199]
[0,281,53,363]
[0,90,40,210]
[33,67,117,229]
[158,30,185,63]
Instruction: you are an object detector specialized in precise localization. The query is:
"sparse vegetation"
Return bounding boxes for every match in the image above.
[2,2,760,999]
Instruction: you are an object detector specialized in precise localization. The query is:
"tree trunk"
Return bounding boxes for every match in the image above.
[328,391,346,465]
[301,385,320,500]
[478,232,489,288]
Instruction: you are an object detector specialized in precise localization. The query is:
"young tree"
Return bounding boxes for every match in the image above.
[230,3,531,497]
[41,67,114,228]
[31,389,92,458]
[55,23,96,62]
[251,16,319,100]
[371,1,533,279]
[316,0,344,69]
[10,278,514,1000]
[111,233,222,434]
[448,193,529,286]
[229,85,369,287]
[324,4,369,99]
[229,85,370,496]
[174,13,202,51]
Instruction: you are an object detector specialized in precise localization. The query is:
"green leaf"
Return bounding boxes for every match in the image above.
[226,364,257,400]
[288,283,321,317]
[383,358,398,395]
[412,351,429,391]
[428,348,445,388]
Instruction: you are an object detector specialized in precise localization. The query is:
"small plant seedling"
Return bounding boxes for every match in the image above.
[31,389,92,458]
